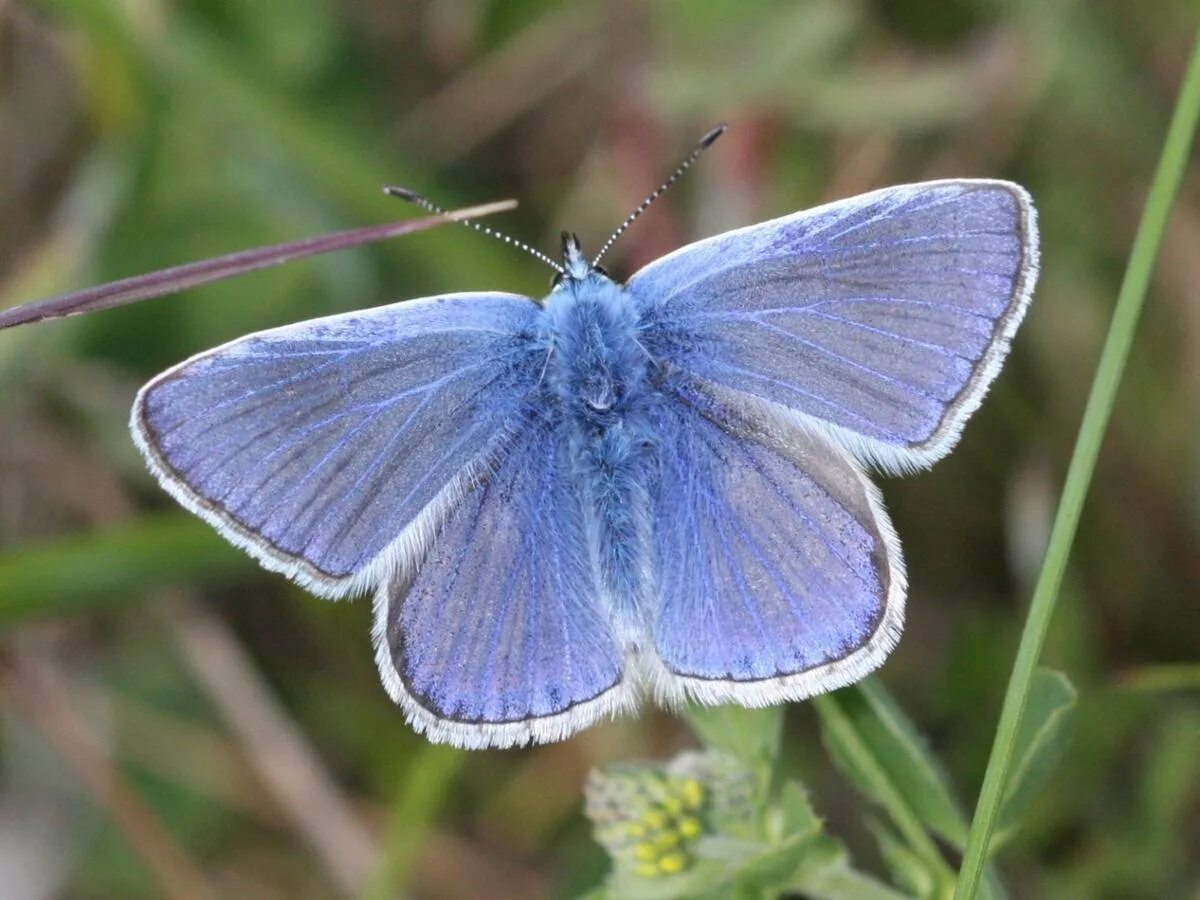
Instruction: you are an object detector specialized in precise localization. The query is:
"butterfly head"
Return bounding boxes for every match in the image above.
[561,232,590,279]
[387,126,727,299]
[552,232,611,290]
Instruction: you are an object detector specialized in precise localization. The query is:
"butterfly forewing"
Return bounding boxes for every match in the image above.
[133,292,543,597]
[628,179,1038,472]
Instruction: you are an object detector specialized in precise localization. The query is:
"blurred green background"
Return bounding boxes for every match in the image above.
[0,1,1197,897]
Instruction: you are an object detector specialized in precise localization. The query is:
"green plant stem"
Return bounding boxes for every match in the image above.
[1116,664,1200,694]
[954,27,1200,899]
[361,745,465,900]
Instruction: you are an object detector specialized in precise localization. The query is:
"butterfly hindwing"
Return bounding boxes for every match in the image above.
[132,293,543,597]
[629,179,1038,472]
[645,375,905,705]
[373,406,632,749]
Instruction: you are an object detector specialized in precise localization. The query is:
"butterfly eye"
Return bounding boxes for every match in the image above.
[551,271,565,289]
[593,264,611,280]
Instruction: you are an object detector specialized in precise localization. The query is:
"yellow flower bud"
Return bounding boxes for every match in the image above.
[678,817,702,839]
[681,779,704,810]
[635,862,659,879]
[658,852,688,874]
[633,842,657,862]
[654,831,681,852]
[642,809,668,830]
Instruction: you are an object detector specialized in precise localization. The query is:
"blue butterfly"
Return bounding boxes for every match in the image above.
[131,127,1039,749]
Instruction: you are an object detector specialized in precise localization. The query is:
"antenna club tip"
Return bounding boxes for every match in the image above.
[699,123,728,148]
[384,185,421,201]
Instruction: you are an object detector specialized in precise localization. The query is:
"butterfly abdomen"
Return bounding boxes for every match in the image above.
[541,275,657,638]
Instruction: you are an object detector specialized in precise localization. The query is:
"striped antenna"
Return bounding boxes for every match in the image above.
[384,186,563,274]
[591,123,727,268]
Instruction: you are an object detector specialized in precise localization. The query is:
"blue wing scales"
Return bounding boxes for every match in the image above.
[629,179,1038,471]
[132,293,544,597]
[373,406,631,749]
[646,377,905,704]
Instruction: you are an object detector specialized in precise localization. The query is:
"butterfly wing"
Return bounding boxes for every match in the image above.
[644,375,904,704]
[628,179,1038,472]
[132,293,544,598]
[373,405,632,749]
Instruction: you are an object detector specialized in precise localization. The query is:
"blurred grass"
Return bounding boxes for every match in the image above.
[362,744,465,900]
[954,27,1200,897]
[0,514,251,624]
[1,0,1198,897]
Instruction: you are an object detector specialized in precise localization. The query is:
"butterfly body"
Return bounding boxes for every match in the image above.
[541,241,659,639]
[132,178,1039,748]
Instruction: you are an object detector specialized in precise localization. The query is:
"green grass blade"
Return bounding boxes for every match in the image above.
[0,514,253,625]
[1115,664,1200,694]
[361,744,465,900]
[953,27,1200,899]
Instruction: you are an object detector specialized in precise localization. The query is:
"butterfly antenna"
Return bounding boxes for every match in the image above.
[384,186,564,274]
[591,123,727,268]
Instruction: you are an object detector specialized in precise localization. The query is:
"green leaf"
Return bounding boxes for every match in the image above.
[787,834,914,900]
[870,821,937,899]
[609,854,758,900]
[691,786,825,895]
[822,679,968,847]
[816,684,1004,899]
[777,780,821,839]
[602,864,724,900]
[693,827,830,898]
[800,864,915,900]
[731,835,821,894]
[814,688,953,886]
[684,705,782,766]
[991,670,1077,849]
[731,811,823,894]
